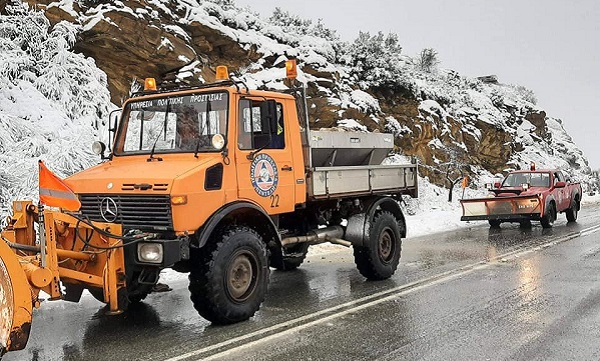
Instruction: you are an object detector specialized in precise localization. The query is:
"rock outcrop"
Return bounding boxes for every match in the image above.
[17,0,259,104]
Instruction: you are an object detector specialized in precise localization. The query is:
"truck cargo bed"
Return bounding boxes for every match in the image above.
[305,131,418,199]
[308,165,417,199]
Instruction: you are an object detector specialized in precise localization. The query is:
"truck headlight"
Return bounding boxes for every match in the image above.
[211,134,225,150]
[92,141,106,155]
[137,243,163,264]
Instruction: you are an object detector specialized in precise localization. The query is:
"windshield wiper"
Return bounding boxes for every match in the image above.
[193,138,203,158]
[195,99,212,158]
[147,139,163,162]
[148,101,171,162]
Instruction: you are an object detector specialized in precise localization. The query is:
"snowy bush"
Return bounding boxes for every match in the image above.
[341,31,412,90]
[268,8,339,42]
[512,85,538,105]
[416,48,440,73]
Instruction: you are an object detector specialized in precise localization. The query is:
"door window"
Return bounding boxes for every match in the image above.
[238,100,284,150]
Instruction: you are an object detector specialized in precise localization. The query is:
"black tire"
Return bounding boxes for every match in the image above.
[488,220,501,228]
[189,226,269,324]
[541,203,556,228]
[519,220,532,228]
[353,211,402,280]
[88,271,154,309]
[566,197,579,222]
[272,243,309,271]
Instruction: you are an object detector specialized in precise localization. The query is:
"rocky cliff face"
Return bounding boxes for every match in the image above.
[6,0,594,189]
[12,0,258,104]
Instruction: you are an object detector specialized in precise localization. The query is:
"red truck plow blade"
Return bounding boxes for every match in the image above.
[460,195,543,221]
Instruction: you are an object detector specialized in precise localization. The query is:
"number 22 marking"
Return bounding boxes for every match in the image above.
[270,194,280,208]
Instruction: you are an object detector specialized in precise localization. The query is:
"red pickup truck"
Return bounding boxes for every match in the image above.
[461,168,582,228]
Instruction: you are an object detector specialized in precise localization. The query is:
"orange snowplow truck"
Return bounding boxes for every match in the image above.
[0,63,418,356]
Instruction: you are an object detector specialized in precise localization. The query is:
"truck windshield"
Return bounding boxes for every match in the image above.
[502,172,550,187]
[115,91,228,155]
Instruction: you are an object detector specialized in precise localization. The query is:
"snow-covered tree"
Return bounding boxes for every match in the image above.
[341,31,412,90]
[416,48,440,73]
[0,4,111,217]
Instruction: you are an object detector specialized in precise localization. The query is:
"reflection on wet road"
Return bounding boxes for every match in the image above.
[4,205,600,361]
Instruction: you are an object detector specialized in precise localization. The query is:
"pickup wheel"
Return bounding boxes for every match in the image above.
[519,220,532,228]
[189,226,269,324]
[566,197,580,222]
[541,203,556,228]
[488,220,501,228]
[272,243,309,271]
[353,211,402,280]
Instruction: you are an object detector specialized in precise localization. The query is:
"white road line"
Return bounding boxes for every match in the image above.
[164,225,600,361]
[579,224,600,237]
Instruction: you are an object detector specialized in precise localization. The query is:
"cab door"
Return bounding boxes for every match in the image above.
[554,171,568,211]
[235,98,296,214]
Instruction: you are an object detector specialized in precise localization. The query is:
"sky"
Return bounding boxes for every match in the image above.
[235,0,600,169]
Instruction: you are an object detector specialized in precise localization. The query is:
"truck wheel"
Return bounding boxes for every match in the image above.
[519,220,532,228]
[189,226,269,324]
[272,243,309,271]
[566,197,579,222]
[488,220,501,228]
[541,203,556,228]
[353,211,402,280]
[87,271,153,308]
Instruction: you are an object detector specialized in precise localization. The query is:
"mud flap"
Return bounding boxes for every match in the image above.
[0,239,33,355]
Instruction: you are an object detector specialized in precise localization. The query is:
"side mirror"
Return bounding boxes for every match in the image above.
[494,182,501,189]
[555,181,566,188]
[260,99,278,134]
[108,108,122,154]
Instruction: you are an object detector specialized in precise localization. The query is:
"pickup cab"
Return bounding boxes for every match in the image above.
[461,169,582,228]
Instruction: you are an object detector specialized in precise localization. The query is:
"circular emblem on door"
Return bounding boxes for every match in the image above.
[100,197,118,222]
[250,154,278,197]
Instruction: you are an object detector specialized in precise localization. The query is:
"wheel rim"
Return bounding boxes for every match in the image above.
[378,227,395,263]
[227,251,258,302]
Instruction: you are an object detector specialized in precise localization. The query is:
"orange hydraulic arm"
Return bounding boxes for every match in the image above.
[0,201,126,356]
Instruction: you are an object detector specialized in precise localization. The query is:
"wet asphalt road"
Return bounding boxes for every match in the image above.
[4,205,600,361]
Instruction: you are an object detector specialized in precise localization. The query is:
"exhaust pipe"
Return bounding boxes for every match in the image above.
[281,225,352,247]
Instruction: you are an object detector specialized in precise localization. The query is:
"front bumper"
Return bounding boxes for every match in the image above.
[461,213,542,222]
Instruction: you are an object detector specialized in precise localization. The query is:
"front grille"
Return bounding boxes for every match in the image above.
[121,183,169,191]
[79,194,173,231]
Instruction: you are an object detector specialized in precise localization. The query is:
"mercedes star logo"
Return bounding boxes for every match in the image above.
[100,197,118,223]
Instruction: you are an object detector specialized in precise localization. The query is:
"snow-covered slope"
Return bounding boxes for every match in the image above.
[0,0,595,221]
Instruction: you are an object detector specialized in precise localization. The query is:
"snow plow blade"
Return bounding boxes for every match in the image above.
[460,195,542,221]
[0,238,33,357]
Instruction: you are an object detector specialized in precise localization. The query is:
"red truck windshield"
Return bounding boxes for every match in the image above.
[502,172,550,187]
